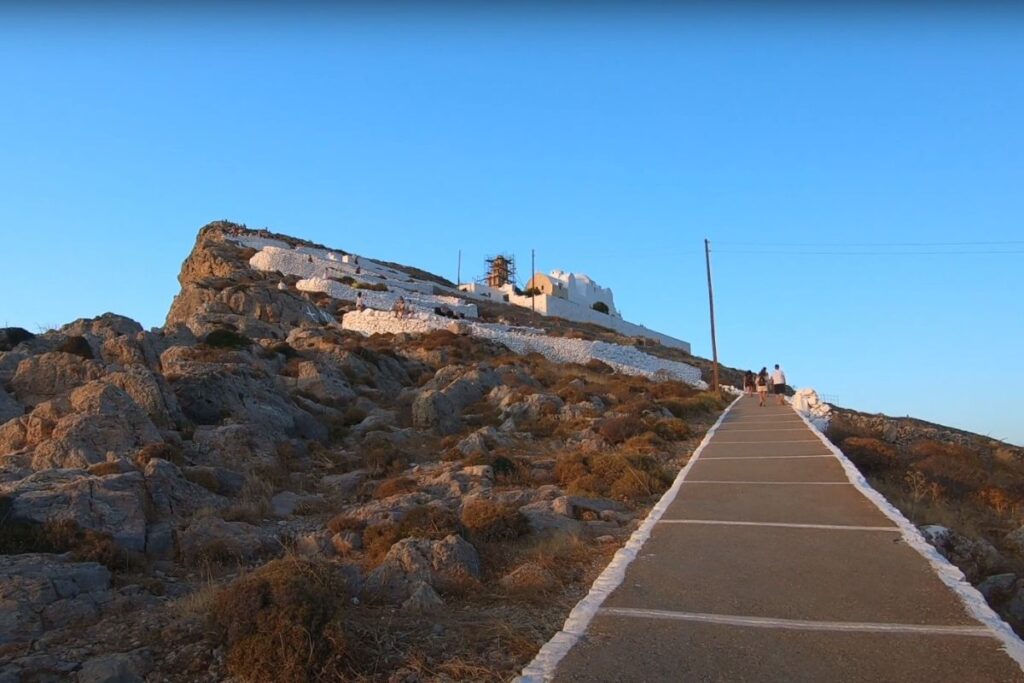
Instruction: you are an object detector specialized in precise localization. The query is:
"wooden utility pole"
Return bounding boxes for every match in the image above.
[531,249,536,312]
[457,250,461,287]
[704,238,720,392]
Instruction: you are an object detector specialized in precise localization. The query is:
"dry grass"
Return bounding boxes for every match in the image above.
[211,557,351,682]
[372,476,417,500]
[596,415,645,445]
[554,450,672,503]
[460,499,529,543]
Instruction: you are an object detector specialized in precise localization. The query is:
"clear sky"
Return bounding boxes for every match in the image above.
[2,5,1022,444]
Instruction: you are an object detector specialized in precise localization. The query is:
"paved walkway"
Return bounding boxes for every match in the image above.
[551,396,1024,682]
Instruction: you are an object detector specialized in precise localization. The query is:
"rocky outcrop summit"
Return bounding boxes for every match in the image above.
[1,221,726,681]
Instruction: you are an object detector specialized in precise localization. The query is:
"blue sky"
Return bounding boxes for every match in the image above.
[2,5,1022,444]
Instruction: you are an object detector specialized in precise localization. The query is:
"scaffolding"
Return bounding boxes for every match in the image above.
[482,254,516,288]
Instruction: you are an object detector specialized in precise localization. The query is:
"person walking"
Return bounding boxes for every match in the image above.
[743,370,755,396]
[771,364,787,405]
[756,367,769,407]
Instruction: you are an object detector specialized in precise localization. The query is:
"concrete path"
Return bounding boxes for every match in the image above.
[550,396,1024,682]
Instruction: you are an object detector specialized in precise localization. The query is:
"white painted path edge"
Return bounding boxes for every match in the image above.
[790,405,1024,669]
[513,395,743,683]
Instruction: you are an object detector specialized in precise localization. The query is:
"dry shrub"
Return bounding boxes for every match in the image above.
[555,451,672,502]
[461,500,529,543]
[620,432,664,455]
[651,418,690,442]
[400,505,460,539]
[373,476,418,500]
[326,515,365,534]
[361,506,460,567]
[648,380,697,400]
[584,358,613,374]
[212,558,349,682]
[0,510,139,572]
[183,467,222,494]
[597,415,645,445]
[87,461,122,476]
[220,476,274,523]
[133,442,184,468]
[656,392,727,419]
[840,437,898,473]
[362,523,402,566]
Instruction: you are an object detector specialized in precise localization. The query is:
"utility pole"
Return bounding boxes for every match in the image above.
[704,238,720,392]
[531,248,536,312]
[456,250,461,287]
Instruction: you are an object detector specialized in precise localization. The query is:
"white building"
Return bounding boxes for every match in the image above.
[459,269,690,353]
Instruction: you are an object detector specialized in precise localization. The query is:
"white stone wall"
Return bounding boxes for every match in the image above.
[341,309,703,386]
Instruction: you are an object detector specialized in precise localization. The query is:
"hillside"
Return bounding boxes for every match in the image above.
[0,222,729,681]
[3,220,1022,681]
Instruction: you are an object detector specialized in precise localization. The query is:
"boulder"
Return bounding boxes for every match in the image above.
[921,525,1005,582]
[189,423,279,470]
[78,652,148,683]
[144,458,228,519]
[320,470,366,500]
[288,360,356,405]
[176,517,276,566]
[104,367,183,429]
[978,573,1017,603]
[0,554,112,648]
[29,382,163,470]
[401,581,444,612]
[5,470,148,552]
[169,364,325,440]
[0,327,35,352]
[412,389,459,435]
[9,352,105,407]
[363,534,480,603]
[0,387,24,425]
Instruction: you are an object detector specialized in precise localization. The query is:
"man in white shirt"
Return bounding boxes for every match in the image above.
[771,364,787,405]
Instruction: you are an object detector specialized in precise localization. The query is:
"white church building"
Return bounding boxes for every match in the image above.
[459,267,690,352]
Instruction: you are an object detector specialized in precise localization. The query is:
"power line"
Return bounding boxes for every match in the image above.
[712,240,1024,247]
[712,247,1024,256]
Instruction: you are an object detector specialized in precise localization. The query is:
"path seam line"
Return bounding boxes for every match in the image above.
[683,480,850,485]
[598,607,993,637]
[658,519,899,531]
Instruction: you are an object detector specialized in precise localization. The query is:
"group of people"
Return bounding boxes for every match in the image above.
[744,364,787,407]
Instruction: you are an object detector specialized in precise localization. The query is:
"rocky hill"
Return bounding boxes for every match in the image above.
[0,222,730,682]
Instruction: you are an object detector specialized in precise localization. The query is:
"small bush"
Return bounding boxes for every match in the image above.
[212,558,349,682]
[362,523,402,566]
[0,508,138,572]
[555,451,672,502]
[372,476,418,500]
[657,393,726,419]
[597,415,645,445]
[204,329,251,349]
[651,418,690,442]
[57,335,94,359]
[461,500,529,543]
[400,505,460,540]
[326,515,365,534]
[353,281,388,292]
[87,461,122,476]
[584,358,614,374]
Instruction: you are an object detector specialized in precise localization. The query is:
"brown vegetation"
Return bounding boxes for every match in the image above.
[211,558,350,682]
